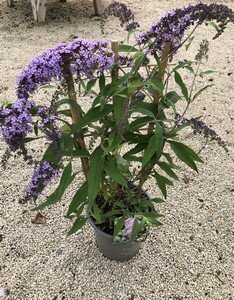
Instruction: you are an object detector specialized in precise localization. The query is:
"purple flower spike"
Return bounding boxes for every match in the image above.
[0,99,34,151]
[104,2,140,32]
[0,38,114,152]
[124,217,135,238]
[24,161,60,203]
[17,38,114,100]
[137,3,234,55]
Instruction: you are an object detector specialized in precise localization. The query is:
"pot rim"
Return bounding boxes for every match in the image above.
[88,217,115,239]
[88,184,152,238]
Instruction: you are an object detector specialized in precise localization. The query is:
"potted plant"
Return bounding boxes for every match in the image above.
[0,2,233,261]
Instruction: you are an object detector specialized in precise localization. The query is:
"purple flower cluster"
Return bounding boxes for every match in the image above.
[0,38,114,151]
[0,99,34,150]
[17,39,114,100]
[137,3,234,54]
[124,217,134,238]
[23,161,60,202]
[104,1,139,32]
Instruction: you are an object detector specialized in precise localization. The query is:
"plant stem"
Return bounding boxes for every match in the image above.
[62,60,89,177]
[136,44,171,193]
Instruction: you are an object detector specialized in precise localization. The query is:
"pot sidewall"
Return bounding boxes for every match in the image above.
[89,218,140,261]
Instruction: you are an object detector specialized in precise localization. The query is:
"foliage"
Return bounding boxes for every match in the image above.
[0,2,233,242]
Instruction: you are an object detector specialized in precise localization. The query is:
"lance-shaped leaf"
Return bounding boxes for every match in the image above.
[157,161,178,180]
[133,102,158,118]
[142,124,164,166]
[118,44,138,52]
[113,216,125,238]
[32,162,75,211]
[74,104,112,130]
[154,172,173,199]
[104,159,127,187]
[129,116,154,131]
[129,217,146,242]
[66,181,88,217]
[67,216,87,236]
[146,78,164,94]
[192,84,214,101]
[88,148,104,205]
[168,140,202,172]
[174,71,189,101]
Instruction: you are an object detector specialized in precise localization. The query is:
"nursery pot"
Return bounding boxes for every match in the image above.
[89,218,140,261]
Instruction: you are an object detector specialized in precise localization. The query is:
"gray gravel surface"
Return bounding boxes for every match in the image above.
[0,0,234,299]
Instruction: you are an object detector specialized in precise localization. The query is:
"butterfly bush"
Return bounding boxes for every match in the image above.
[0,2,233,240]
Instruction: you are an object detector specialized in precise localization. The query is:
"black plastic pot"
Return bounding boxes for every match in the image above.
[89,218,140,261]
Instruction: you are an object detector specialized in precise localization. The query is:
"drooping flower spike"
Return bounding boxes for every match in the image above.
[137,3,234,55]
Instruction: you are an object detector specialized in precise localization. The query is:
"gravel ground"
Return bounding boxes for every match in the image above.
[0,0,234,299]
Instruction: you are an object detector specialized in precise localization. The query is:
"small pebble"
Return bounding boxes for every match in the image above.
[56,248,63,256]
[0,288,6,297]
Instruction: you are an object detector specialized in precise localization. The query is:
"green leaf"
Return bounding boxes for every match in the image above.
[123,144,146,159]
[66,181,88,217]
[58,109,72,117]
[154,172,173,198]
[199,70,216,77]
[92,201,103,224]
[99,75,106,92]
[113,216,125,237]
[146,78,164,94]
[118,44,138,52]
[205,20,220,35]
[169,140,203,163]
[92,94,105,107]
[124,132,151,144]
[61,132,74,155]
[142,212,164,219]
[86,79,97,92]
[42,144,61,165]
[142,124,164,166]
[132,53,145,73]
[192,84,214,101]
[71,149,90,157]
[104,159,127,187]
[168,122,190,137]
[113,98,124,125]
[157,161,178,180]
[130,217,145,241]
[32,162,75,211]
[75,104,112,130]
[168,141,200,172]
[162,91,181,110]
[150,197,165,204]
[104,210,122,218]
[53,98,83,115]
[174,71,189,101]
[102,133,122,155]
[88,148,104,205]
[176,142,203,163]
[133,102,158,118]
[67,216,87,236]
[129,116,154,131]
